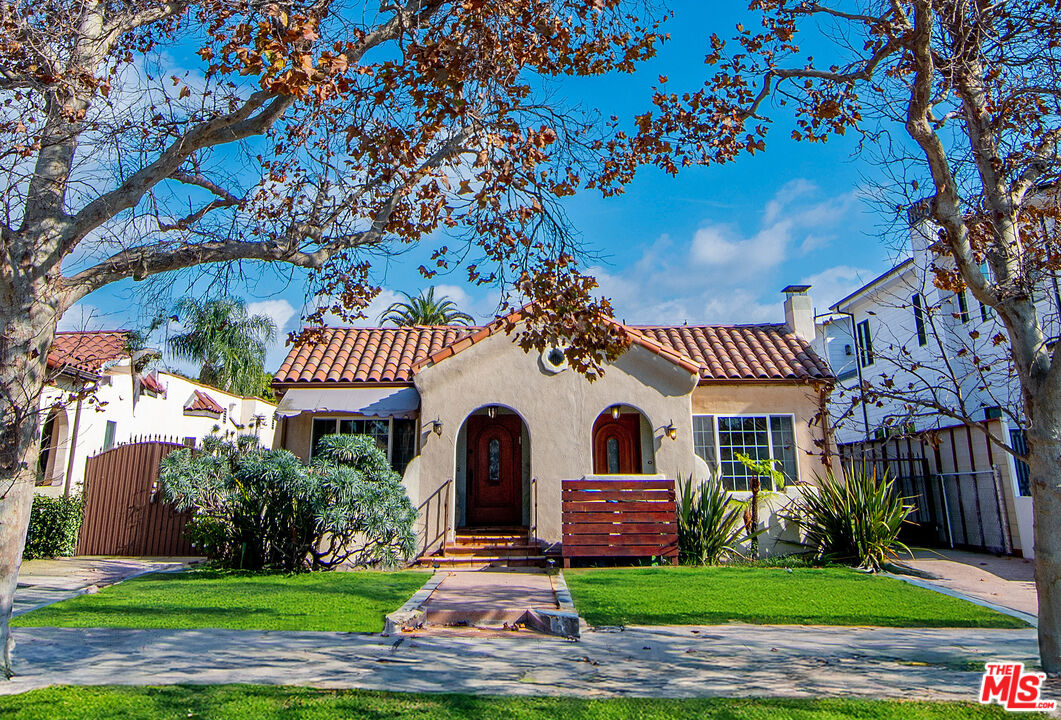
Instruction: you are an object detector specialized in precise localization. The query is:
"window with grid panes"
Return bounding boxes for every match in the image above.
[692,415,798,491]
[311,417,390,459]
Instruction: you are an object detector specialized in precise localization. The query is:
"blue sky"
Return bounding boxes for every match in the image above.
[61,4,912,372]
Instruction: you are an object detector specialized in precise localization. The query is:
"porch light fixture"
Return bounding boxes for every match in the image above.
[611,405,622,420]
[664,421,678,441]
[486,405,497,419]
[431,418,444,437]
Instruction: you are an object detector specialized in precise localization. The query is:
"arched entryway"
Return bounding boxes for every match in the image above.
[37,407,69,486]
[592,405,652,475]
[457,407,528,527]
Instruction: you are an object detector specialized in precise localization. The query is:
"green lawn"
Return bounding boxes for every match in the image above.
[563,566,1028,628]
[12,570,428,632]
[0,686,1039,719]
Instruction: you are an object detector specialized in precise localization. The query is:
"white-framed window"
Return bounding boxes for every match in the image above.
[310,416,418,472]
[955,290,970,323]
[692,414,799,492]
[856,319,874,367]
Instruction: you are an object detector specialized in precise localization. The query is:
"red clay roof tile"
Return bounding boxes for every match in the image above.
[274,322,832,385]
[47,331,130,375]
[185,389,224,414]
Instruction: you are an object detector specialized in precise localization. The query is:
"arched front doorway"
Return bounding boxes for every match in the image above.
[460,407,527,527]
[592,406,647,475]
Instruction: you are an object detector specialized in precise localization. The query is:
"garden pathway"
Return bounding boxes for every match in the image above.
[4,623,1052,704]
[416,569,561,631]
[14,556,198,617]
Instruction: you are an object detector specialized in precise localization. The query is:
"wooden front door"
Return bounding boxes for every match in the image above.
[466,414,523,526]
[593,413,643,474]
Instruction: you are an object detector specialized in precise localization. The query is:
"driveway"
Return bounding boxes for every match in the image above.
[15,556,199,616]
[895,548,1037,619]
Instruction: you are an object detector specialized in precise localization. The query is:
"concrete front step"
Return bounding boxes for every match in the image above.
[443,544,542,556]
[416,555,548,569]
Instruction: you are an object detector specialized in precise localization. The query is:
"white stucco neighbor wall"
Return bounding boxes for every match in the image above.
[36,365,276,496]
[413,333,699,547]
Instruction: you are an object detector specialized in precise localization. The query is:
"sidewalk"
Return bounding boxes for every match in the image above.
[2,623,1045,701]
[15,556,198,616]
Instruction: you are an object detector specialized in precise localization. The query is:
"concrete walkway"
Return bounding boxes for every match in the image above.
[419,569,559,629]
[15,556,198,616]
[2,624,1050,702]
[895,548,1038,618]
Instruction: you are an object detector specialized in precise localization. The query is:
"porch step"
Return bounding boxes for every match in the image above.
[416,555,549,569]
[443,544,543,556]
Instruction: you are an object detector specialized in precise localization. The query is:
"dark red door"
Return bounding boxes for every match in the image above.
[593,413,643,474]
[466,414,523,526]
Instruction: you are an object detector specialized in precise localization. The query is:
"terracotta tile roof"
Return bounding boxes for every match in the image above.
[140,373,165,395]
[185,389,224,415]
[635,324,832,381]
[275,321,832,385]
[274,327,475,384]
[47,331,130,375]
[410,310,702,376]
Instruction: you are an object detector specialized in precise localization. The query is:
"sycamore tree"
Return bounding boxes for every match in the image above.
[0,0,669,676]
[619,0,1061,672]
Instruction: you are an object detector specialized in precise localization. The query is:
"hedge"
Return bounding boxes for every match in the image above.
[23,495,83,560]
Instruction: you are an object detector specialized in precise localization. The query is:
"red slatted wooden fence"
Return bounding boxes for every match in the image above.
[561,477,678,567]
[77,441,198,556]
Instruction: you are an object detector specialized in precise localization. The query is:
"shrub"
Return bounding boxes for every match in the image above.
[23,495,83,559]
[783,468,913,572]
[158,434,417,571]
[676,476,752,565]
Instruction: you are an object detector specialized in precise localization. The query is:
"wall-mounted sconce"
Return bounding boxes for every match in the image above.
[664,421,678,441]
[486,405,497,419]
[611,405,622,420]
[431,418,444,437]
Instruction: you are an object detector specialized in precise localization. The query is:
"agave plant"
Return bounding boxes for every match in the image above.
[676,475,754,565]
[783,467,914,572]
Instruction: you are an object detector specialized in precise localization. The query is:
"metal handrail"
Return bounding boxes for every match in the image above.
[416,478,452,556]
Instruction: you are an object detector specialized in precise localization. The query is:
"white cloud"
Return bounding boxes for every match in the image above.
[799,265,873,309]
[57,304,108,332]
[246,299,297,334]
[588,180,863,326]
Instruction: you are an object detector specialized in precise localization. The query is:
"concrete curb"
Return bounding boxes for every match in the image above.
[382,571,449,636]
[886,573,1038,627]
[551,571,586,638]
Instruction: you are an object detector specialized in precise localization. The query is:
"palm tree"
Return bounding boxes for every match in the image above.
[378,288,475,326]
[168,297,277,396]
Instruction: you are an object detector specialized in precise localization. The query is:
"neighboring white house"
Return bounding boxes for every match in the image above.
[815,201,1059,558]
[37,330,277,497]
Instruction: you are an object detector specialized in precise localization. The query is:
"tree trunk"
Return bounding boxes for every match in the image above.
[0,293,58,678]
[1027,398,1061,675]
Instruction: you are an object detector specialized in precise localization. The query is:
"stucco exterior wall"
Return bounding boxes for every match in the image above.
[37,367,276,497]
[414,334,699,547]
[690,382,831,485]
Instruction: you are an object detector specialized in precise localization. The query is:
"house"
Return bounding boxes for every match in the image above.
[271,289,834,563]
[38,330,278,497]
[816,201,1052,558]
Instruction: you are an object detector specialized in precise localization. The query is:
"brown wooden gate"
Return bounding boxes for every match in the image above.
[77,441,198,556]
[561,477,678,567]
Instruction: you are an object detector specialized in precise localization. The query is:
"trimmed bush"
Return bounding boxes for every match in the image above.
[23,495,83,559]
[158,434,417,572]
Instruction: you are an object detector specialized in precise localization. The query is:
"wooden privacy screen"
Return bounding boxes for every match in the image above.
[77,441,197,556]
[561,477,678,567]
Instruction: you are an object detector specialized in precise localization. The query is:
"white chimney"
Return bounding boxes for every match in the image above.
[782,285,814,340]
